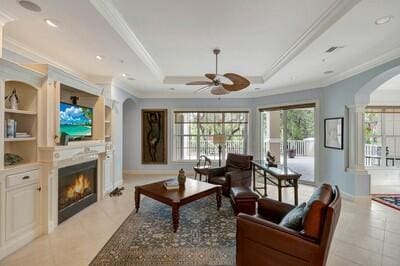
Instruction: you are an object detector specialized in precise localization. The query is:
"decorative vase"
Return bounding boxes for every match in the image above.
[178,168,186,186]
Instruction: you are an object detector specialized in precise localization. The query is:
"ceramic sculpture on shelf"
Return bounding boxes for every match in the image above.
[5,88,19,110]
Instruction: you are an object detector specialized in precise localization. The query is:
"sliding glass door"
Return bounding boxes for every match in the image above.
[261,104,316,184]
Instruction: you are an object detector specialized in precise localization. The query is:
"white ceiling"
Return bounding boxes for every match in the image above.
[1,0,400,98]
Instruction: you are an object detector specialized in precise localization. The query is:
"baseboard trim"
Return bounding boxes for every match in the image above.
[123,169,195,176]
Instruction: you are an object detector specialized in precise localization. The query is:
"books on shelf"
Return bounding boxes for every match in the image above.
[164,180,180,190]
[6,119,17,138]
[15,132,32,138]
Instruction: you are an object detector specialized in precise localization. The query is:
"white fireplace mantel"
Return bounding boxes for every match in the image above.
[38,140,108,233]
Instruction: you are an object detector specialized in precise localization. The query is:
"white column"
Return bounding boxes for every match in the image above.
[347,105,367,171]
[347,105,371,196]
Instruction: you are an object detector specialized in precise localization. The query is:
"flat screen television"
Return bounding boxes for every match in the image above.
[60,102,93,137]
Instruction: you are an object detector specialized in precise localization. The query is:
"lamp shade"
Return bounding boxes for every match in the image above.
[213,134,225,145]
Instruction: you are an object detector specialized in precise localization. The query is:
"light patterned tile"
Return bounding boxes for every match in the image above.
[0,174,399,266]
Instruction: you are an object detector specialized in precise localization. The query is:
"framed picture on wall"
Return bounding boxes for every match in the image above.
[324,117,344,150]
[142,109,168,164]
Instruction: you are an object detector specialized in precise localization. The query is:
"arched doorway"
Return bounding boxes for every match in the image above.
[355,67,400,195]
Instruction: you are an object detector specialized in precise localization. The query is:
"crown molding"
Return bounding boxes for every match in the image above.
[262,0,361,82]
[0,58,45,88]
[90,0,164,82]
[3,36,88,79]
[0,9,15,26]
[321,46,400,87]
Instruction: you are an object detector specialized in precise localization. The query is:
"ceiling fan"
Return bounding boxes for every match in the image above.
[185,48,250,95]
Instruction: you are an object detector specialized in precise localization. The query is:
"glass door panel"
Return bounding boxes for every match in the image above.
[261,107,316,184]
[285,108,315,183]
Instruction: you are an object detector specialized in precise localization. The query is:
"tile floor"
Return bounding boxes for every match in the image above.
[1,174,400,266]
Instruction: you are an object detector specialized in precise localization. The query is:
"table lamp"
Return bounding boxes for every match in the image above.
[213,134,225,166]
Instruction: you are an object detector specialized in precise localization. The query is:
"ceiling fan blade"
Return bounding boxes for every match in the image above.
[221,73,250,91]
[211,85,230,95]
[194,85,212,93]
[205,73,216,81]
[185,81,213,86]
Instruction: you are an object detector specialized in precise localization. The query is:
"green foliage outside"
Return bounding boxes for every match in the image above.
[285,109,314,140]
[364,113,379,144]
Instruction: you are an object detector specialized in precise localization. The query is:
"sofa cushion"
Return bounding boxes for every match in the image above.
[302,184,333,239]
[279,202,307,231]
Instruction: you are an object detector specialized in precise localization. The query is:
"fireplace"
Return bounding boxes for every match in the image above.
[58,160,97,224]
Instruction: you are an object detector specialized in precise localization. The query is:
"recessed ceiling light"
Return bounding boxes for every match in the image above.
[96,55,103,60]
[44,18,58,28]
[324,70,334,75]
[375,16,392,25]
[18,0,42,12]
[122,73,127,77]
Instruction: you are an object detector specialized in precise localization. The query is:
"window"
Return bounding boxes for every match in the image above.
[365,107,400,167]
[173,111,249,161]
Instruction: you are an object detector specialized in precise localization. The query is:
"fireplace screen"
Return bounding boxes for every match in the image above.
[58,160,97,224]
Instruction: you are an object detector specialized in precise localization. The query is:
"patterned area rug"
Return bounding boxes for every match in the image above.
[90,195,236,265]
[372,194,400,211]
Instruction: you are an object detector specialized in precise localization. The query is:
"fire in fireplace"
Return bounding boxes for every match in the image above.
[58,160,97,224]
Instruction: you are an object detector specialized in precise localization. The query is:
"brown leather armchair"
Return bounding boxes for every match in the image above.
[236,184,341,266]
[208,153,253,195]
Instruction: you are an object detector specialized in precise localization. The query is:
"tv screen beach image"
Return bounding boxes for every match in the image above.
[60,103,93,136]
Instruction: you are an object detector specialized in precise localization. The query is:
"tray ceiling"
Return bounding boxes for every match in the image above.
[1,0,400,98]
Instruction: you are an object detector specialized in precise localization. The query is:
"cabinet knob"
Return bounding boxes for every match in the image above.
[37,187,42,192]
[22,176,30,180]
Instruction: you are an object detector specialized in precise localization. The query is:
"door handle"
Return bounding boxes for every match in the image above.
[37,187,42,192]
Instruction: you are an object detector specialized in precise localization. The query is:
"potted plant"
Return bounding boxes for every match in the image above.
[288,148,296,158]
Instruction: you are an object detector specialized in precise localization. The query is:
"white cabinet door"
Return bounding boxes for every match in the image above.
[103,155,113,193]
[5,182,40,241]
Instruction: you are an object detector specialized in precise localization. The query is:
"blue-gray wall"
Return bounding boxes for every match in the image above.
[117,56,400,197]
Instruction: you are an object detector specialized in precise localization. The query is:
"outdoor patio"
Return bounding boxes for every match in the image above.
[289,156,315,182]
[282,156,315,183]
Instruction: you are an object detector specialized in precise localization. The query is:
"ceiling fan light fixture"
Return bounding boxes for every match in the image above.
[185,48,250,95]
[211,85,230,95]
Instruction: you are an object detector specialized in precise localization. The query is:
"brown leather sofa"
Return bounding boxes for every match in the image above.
[208,153,253,195]
[236,184,341,266]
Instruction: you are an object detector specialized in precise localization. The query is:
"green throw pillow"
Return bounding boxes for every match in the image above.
[279,202,307,231]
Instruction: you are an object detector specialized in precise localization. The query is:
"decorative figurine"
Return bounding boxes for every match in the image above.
[178,168,186,186]
[5,89,19,110]
[267,151,277,167]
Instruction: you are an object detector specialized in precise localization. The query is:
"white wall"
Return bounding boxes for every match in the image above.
[111,86,138,181]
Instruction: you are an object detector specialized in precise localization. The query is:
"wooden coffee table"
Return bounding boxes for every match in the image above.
[135,178,222,232]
